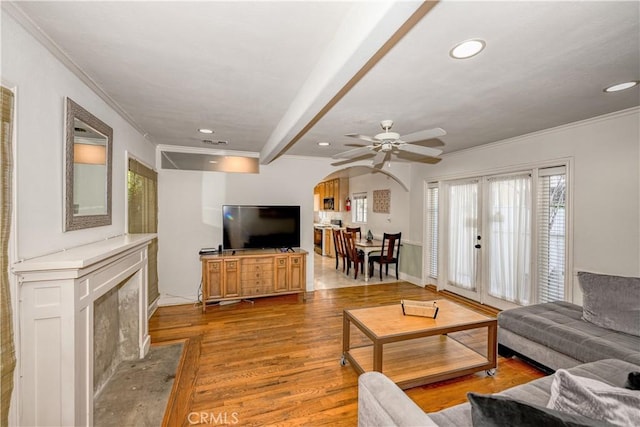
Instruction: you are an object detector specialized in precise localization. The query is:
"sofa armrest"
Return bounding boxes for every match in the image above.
[358,372,438,427]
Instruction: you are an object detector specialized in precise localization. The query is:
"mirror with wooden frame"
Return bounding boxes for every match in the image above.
[64,98,113,231]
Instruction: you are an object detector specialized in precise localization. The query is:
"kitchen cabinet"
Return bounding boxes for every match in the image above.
[323,228,334,258]
[314,178,349,211]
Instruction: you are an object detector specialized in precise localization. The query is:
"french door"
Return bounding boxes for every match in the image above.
[443,174,533,309]
[443,179,482,300]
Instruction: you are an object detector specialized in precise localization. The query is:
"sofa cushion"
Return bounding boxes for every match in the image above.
[427,360,640,426]
[497,301,640,364]
[578,272,640,337]
[547,369,640,426]
[357,371,437,427]
[467,393,610,427]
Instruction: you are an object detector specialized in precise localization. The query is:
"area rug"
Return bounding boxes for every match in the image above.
[94,342,184,427]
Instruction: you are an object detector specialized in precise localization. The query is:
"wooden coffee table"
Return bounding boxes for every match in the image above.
[341,299,497,389]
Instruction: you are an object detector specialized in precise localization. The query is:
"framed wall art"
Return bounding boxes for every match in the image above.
[373,189,390,214]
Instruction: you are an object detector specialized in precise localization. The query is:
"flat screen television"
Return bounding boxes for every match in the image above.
[222,205,301,250]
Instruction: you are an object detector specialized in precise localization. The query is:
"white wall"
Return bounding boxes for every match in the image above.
[409,108,640,304]
[2,11,156,426]
[2,13,156,260]
[157,154,336,304]
[347,170,412,241]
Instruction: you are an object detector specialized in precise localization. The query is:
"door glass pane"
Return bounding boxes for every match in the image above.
[487,175,532,305]
[448,181,478,290]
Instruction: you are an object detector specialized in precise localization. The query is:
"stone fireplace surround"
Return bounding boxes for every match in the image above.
[12,234,156,426]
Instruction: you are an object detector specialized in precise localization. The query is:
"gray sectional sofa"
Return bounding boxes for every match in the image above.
[358,359,640,426]
[498,272,640,370]
[357,272,640,426]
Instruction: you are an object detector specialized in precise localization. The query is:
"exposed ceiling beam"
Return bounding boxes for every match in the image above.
[260,1,439,165]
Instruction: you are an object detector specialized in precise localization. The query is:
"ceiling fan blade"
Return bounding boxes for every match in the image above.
[405,137,445,148]
[397,143,443,157]
[374,152,391,169]
[399,127,446,143]
[345,133,380,143]
[370,150,387,168]
[332,145,374,159]
[331,153,375,166]
[396,151,442,164]
[344,143,368,148]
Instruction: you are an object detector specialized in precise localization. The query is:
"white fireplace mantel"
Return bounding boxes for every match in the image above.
[12,233,156,427]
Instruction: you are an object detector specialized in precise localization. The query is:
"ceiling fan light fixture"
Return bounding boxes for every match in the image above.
[603,81,639,93]
[381,142,393,152]
[450,39,486,59]
[375,131,400,141]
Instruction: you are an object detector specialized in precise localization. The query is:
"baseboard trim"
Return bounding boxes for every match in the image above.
[148,296,159,319]
[425,285,501,317]
[399,272,423,286]
[158,294,198,307]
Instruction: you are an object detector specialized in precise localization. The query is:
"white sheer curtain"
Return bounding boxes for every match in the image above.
[448,180,478,290]
[487,174,532,304]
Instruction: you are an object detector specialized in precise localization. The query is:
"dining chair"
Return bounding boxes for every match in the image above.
[346,226,362,240]
[369,232,401,280]
[332,228,347,272]
[346,226,365,257]
[343,231,365,279]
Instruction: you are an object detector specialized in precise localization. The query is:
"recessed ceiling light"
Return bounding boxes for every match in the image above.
[209,160,218,164]
[317,142,331,146]
[198,128,214,134]
[450,39,486,59]
[603,81,639,93]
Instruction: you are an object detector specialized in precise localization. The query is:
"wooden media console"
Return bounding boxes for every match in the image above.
[200,249,307,311]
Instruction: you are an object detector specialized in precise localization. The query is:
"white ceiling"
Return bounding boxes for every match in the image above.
[7,1,640,165]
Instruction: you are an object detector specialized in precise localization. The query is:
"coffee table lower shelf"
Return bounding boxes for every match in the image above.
[344,335,491,389]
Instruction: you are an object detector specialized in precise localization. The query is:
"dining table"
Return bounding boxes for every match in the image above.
[355,239,384,282]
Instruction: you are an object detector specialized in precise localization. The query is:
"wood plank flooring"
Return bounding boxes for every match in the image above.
[150,283,545,426]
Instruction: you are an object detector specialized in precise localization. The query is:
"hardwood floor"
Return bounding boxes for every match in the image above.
[150,283,545,426]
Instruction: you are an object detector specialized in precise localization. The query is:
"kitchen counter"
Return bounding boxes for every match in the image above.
[314,225,341,256]
[314,223,337,229]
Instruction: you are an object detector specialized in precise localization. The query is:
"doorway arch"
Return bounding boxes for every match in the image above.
[313,164,411,289]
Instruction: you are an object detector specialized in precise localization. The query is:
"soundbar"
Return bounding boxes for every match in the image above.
[198,248,218,255]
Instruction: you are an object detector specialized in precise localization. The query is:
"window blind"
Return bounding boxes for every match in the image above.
[426,184,439,279]
[537,167,566,303]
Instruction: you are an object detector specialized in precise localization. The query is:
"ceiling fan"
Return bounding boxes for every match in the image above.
[332,120,446,168]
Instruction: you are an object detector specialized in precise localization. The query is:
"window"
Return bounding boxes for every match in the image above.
[537,167,566,303]
[352,192,367,223]
[426,184,439,279]
[128,158,159,306]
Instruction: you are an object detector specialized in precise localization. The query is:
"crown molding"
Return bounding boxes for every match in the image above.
[444,106,640,159]
[2,1,150,140]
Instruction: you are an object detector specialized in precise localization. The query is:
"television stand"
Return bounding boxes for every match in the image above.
[200,248,307,312]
